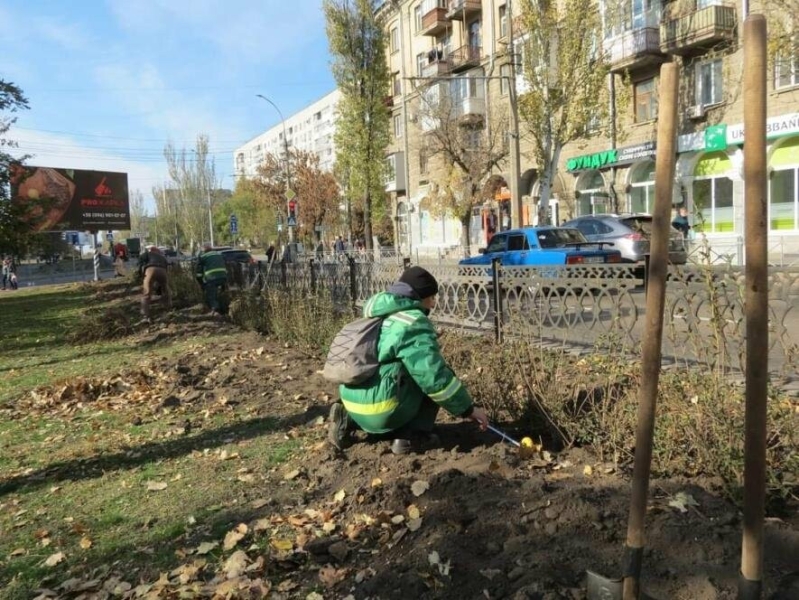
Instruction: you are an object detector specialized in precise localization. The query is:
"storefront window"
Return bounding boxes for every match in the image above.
[576,170,608,215]
[769,137,799,231]
[397,201,410,250]
[629,161,655,213]
[692,152,734,233]
[419,198,431,244]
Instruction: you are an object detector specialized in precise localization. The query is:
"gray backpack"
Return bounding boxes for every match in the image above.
[323,317,384,385]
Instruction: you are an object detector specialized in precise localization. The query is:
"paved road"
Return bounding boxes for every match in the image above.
[13,265,116,288]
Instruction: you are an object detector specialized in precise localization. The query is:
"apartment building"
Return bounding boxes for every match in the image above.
[381,0,799,261]
[234,90,341,179]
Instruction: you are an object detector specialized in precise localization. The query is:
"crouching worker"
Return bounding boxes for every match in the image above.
[325,266,488,454]
[196,243,229,316]
[139,245,171,321]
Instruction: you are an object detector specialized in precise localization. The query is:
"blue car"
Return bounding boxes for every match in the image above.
[459,226,622,267]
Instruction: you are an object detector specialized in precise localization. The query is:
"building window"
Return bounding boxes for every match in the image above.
[390,26,399,53]
[634,77,657,123]
[693,177,733,232]
[386,155,396,182]
[629,161,655,213]
[696,58,723,107]
[769,168,798,230]
[414,4,422,31]
[416,52,426,77]
[391,71,401,96]
[419,148,429,176]
[575,170,608,216]
[500,63,511,95]
[499,4,508,39]
[393,114,404,139]
[775,41,799,89]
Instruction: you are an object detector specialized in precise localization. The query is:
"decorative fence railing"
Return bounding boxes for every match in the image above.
[236,257,799,376]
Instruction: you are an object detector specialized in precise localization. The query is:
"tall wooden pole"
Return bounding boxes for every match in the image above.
[739,13,769,600]
[622,61,678,600]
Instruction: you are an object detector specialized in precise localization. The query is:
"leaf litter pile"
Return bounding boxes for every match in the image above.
[2,325,799,599]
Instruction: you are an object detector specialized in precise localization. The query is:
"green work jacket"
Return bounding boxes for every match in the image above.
[196,250,227,283]
[339,288,473,434]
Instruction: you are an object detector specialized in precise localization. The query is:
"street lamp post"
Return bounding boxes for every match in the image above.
[256,94,295,250]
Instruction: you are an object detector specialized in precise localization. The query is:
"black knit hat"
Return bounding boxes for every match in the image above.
[398,266,439,299]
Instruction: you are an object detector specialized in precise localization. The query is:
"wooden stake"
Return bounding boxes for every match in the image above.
[739,13,768,600]
[622,60,678,600]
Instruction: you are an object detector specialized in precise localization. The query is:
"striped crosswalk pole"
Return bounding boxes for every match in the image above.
[93,246,100,281]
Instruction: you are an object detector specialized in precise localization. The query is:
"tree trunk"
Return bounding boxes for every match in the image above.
[537,144,562,226]
[363,191,373,251]
[460,214,472,258]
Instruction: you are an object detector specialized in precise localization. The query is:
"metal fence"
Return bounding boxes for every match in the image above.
[235,257,799,375]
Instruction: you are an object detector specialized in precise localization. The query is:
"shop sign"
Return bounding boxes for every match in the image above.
[616,141,656,165]
[678,112,799,153]
[566,141,656,172]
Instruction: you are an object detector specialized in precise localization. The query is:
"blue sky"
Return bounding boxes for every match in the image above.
[0,0,336,211]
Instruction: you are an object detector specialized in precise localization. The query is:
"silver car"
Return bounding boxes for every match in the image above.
[560,214,688,264]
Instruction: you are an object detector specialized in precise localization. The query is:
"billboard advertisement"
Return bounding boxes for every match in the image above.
[10,165,130,232]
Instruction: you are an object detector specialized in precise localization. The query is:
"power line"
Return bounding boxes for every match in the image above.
[13,125,253,144]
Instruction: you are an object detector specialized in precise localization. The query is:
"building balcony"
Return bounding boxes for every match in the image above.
[422,57,452,78]
[446,0,481,21]
[454,96,485,123]
[421,7,449,36]
[386,152,406,192]
[660,3,737,55]
[606,27,665,72]
[449,44,482,72]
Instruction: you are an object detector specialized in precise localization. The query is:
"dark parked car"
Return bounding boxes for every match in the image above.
[560,214,687,265]
[208,247,255,288]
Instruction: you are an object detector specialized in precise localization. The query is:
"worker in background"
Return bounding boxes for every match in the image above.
[139,245,171,322]
[196,243,228,317]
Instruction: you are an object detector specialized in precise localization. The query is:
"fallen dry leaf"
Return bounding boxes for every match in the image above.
[146,481,168,492]
[411,480,430,497]
[79,536,92,549]
[333,489,346,503]
[407,518,423,532]
[195,541,218,555]
[370,477,382,488]
[223,550,249,579]
[223,524,248,550]
[407,505,421,520]
[319,565,349,588]
[44,551,65,567]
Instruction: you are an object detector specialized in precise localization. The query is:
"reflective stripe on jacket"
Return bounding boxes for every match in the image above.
[339,290,472,434]
[197,251,227,283]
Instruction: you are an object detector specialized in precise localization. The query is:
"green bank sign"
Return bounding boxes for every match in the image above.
[566,141,656,172]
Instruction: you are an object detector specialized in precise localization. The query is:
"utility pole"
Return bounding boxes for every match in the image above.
[206,179,215,247]
[163,185,179,252]
[507,0,523,227]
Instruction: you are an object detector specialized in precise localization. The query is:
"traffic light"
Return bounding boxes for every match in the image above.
[288,199,297,219]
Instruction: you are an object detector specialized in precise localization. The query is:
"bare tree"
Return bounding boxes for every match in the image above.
[413,77,510,257]
[163,134,220,251]
[516,0,616,224]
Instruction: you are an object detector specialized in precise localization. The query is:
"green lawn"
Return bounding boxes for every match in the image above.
[0,283,306,599]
